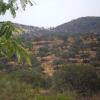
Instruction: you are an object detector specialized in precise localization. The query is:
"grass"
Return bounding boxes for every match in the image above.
[33,94,74,100]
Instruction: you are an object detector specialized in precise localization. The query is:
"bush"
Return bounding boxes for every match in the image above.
[10,69,46,88]
[37,45,49,57]
[52,64,100,95]
[0,75,34,100]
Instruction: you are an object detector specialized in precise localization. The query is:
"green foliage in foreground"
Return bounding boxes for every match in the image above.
[0,0,33,17]
[0,74,74,100]
[0,75,34,100]
[0,64,100,99]
[0,21,31,65]
[0,0,33,65]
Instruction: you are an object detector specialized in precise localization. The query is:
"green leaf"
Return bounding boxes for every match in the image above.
[0,22,31,65]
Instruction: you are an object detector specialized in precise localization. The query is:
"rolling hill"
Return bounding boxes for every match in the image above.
[54,17,100,34]
[1,17,100,38]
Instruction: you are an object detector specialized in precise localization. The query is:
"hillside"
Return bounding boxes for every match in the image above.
[0,17,100,75]
[0,17,100,99]
[16,17,100,36]
[0,22,53,38]
[54,17,100,34]
[32,33,100,76]
[1,17,100,39]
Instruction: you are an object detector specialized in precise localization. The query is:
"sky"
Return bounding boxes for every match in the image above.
[0,0,100,28]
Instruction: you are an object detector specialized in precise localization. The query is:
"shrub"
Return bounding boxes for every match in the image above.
[52,64,100,95]
[0,75,34,100]
[37,45,49,57]
[10,69,45,88]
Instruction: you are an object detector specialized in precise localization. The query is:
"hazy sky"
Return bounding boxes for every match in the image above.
[0,0,100,27]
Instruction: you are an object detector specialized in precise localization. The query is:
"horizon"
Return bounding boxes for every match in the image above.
[0,0,100,28]
[1,16,100,28]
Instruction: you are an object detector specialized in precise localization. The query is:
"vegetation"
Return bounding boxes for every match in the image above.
[52,64,100,96]
[0,31,100,99]
[55,17,100,34]
[0,0,34,65]
[0,0,33,17]
[0,1,100,99]
[0,21,31,65]
[0,74,34,100]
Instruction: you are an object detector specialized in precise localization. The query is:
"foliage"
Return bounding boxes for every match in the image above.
[32,94,74,100]
[0,21,31,65]
[57,51,75,59]
[0,74,34,100]
[90,34,100,66]
[52,64,100,95]
[0,0,34,65]
[10,69,45,88]
[0,0,33,17]
[52,59,63,66]
[31,56,43,72]
[37,45,50,57]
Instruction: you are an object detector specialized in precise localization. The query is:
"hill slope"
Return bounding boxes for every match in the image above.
[1,17,100,39]
[54,17,100,34]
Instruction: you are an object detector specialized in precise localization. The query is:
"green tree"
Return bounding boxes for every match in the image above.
[0,0,34,65]
[0,0,33,17]
[52,64,100,95]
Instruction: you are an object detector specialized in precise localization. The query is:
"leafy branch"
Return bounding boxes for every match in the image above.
[0,21,31,65]
[0,0,34,65]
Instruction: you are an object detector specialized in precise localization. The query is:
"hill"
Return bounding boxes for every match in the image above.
[1,17,100,39]
[0,17,100,98]
[54,17,100,34]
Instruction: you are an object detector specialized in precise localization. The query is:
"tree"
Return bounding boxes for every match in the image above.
[0,0,33,17]
[0,0,34,65]
[52,64,100,95]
